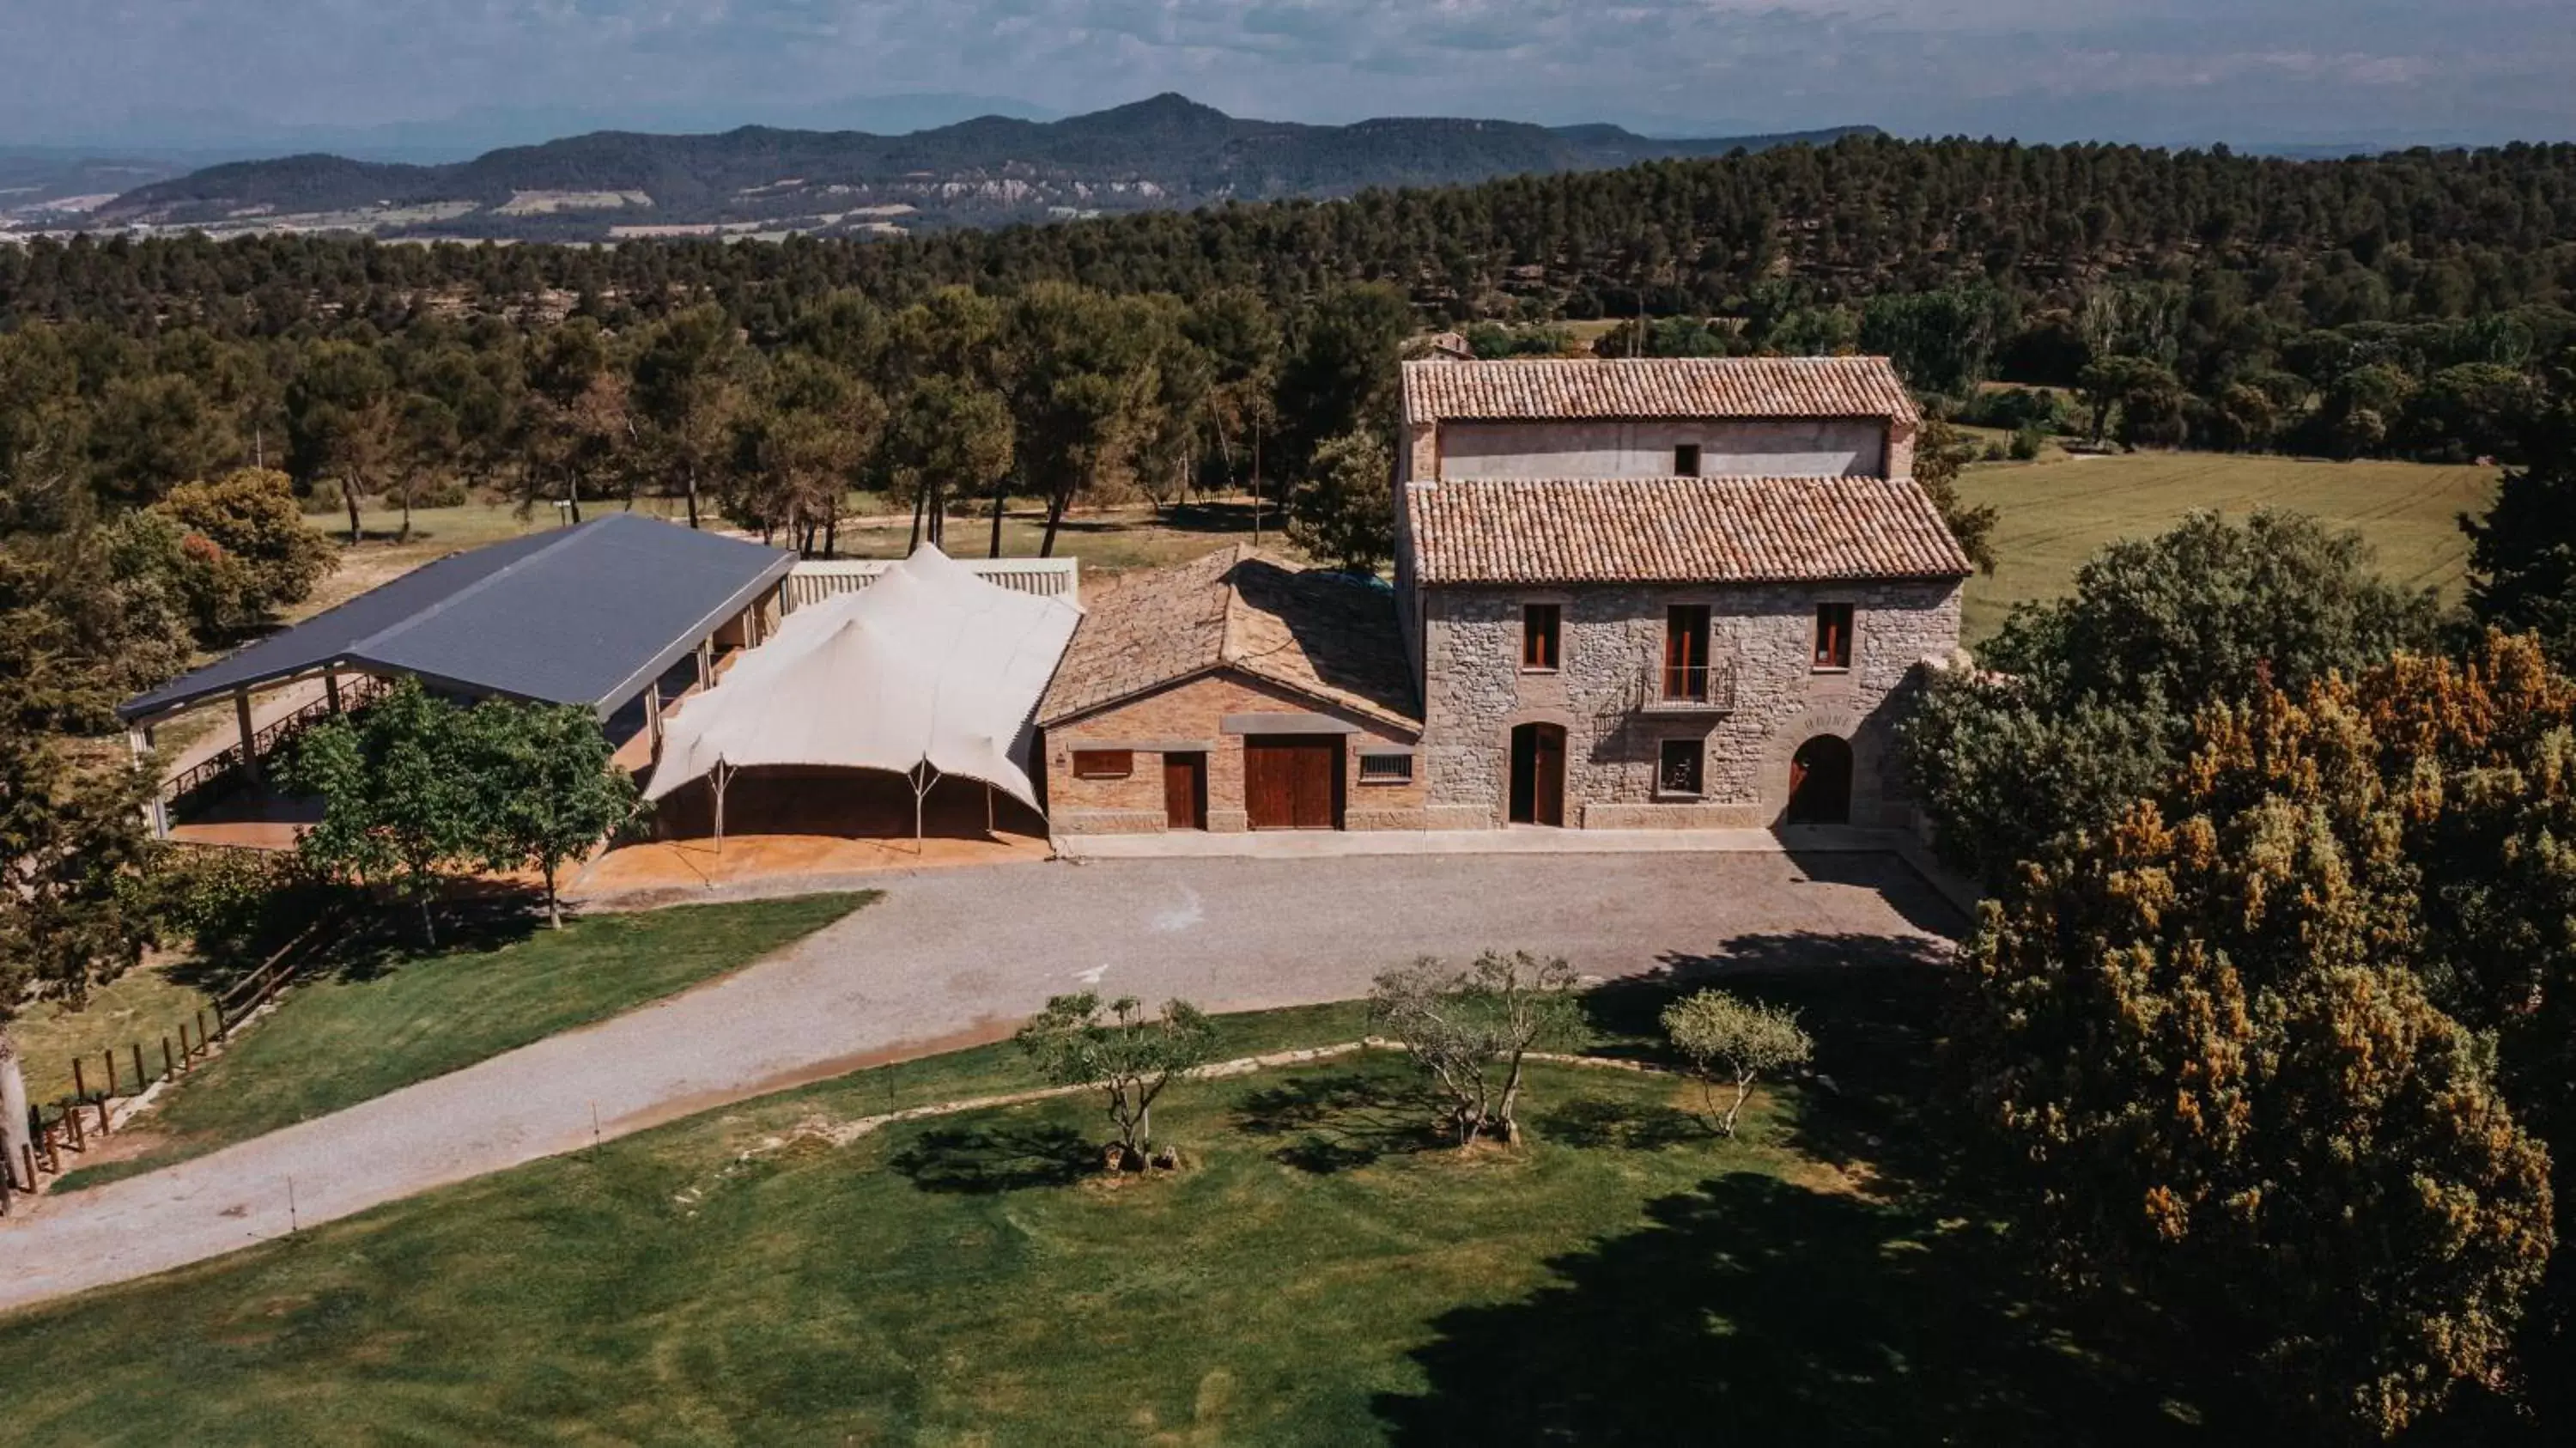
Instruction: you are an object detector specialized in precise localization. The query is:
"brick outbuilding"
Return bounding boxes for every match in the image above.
[1036,545,1424,834]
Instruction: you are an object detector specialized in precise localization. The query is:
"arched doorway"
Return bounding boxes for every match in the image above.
[1787,735,1852,824]
[1509,722,1566,826]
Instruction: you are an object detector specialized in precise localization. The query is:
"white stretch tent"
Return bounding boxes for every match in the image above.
[642,544,1083,842]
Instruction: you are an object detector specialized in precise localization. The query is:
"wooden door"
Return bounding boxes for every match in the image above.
[1163,752,1206,830]
[1533,727,1565,826]
[1509,723,1567,826]
[1246,736,1340,829]
[1788,735,1853,824]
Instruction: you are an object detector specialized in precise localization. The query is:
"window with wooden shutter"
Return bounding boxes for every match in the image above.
[1663,605,1710,700]
[1814,603,1854,672]
[1071,749,1133,779]
[1522,603,1561,671]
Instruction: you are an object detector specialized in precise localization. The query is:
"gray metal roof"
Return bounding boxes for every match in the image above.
[120,514,793,723]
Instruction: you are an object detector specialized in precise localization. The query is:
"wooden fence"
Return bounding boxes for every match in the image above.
[161,674,392,807]
[0,912,337,1214]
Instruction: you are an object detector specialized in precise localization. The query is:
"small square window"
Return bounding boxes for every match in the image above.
[1071,749,1133,779]
[1814,603,1854,672]
[1658,739,1705,797]
[1522,603,1561,671]
[1359,752,1414,785]
[1674,442,1702,477]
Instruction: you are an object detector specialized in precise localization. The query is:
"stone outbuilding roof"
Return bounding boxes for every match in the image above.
[1037,544,1420,732]
[1400,356,1918,424]
[1403,476,1973,587]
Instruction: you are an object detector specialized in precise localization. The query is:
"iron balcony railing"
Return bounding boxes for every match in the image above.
[1642,657,1740,714]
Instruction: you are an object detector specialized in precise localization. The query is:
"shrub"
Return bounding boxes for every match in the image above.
[1660,990,1814,1135]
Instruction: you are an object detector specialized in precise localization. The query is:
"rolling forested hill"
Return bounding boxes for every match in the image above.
[88,94,1873,240]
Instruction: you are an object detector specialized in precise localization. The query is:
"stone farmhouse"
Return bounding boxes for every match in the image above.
[1042,355,1970,836]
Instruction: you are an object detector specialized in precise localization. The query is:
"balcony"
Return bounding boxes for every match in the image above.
[1637,658,1739,715]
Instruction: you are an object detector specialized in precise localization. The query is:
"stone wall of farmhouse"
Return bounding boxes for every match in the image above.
[1044,671,1425,835]
[1418,578,1962,830]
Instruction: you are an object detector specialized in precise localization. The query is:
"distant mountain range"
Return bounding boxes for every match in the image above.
[72,95,1878,242]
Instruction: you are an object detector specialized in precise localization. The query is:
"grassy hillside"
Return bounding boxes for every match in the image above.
[1957,453,2500,642]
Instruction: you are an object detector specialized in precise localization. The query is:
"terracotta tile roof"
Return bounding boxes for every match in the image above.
[1401,356,1918,424]
[1039,544,1419,732]
[1403,476,1973,586]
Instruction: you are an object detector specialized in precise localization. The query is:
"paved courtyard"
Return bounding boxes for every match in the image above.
[0,850,1958,1312]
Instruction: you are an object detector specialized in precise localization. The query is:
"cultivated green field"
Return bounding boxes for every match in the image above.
[1956,453,2500,642]
[0,975,2225,1445]
[54,894,873,1191]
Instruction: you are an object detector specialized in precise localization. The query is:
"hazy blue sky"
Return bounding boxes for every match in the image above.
[3,1,2568,153]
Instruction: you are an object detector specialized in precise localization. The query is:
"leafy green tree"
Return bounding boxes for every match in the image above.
[1905,509,2438,888]
[1369,951,1582,1147]
[629,303,746,529]
[2463,364,2576,665]
[1285,429,1394,575]
[286,340,400,545]
[884,374,1014,555]
[1015,992,1217,1170]
[464,701,636,929]
[1,715,159,1172]
[1957,683,2555,1439]
[1275,283,1410,478]
[285,678,479,945]
[151,466,337,632]
[1660,989,1813,1136]
[733,350,884,554]
[1909,417,1999,573]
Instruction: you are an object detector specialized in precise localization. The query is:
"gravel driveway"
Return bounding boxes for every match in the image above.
[0,850,1957,1313]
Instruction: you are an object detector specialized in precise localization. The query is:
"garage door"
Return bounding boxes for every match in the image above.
[1244,736,1341,830]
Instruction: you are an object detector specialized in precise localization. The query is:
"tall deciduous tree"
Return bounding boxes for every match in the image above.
[286,678,479,945]
[465,701,636,929]
[1905,509,2439,888]
[150,466,338,635]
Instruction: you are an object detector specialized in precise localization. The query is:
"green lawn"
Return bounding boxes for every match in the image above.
[53,893,873,1189]
[8,960,211,1109]
[0,968,2223,1445]
[1958,453,2500,642]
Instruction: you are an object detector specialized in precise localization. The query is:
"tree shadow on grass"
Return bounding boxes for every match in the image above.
[1233,1068,1448,1174]
[1579,933,1959,1182]
[1532,1094,1705,1153]
[1374,1169,2224,1446]
[887,1121,1097,1194]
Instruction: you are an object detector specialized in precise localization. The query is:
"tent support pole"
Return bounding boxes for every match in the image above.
[986,781,995,838]
[711,763,735,855]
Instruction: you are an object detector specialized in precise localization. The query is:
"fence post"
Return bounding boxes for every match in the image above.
[96,1096,111,1136]
[72,1057,86,1102]
[163,1036,175,1080]
[196,1010,210,1056]
[105,1049,118,1098]
[66,1107,83,1153]
[19,1143,34,1190]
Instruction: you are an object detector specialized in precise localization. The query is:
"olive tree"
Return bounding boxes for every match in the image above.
[1661,989,1814,1136]
[1370,950,1581,1147]
[1015,992,1216,1171]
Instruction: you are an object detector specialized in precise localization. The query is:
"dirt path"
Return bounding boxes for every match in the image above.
[0,851,1956,1313]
